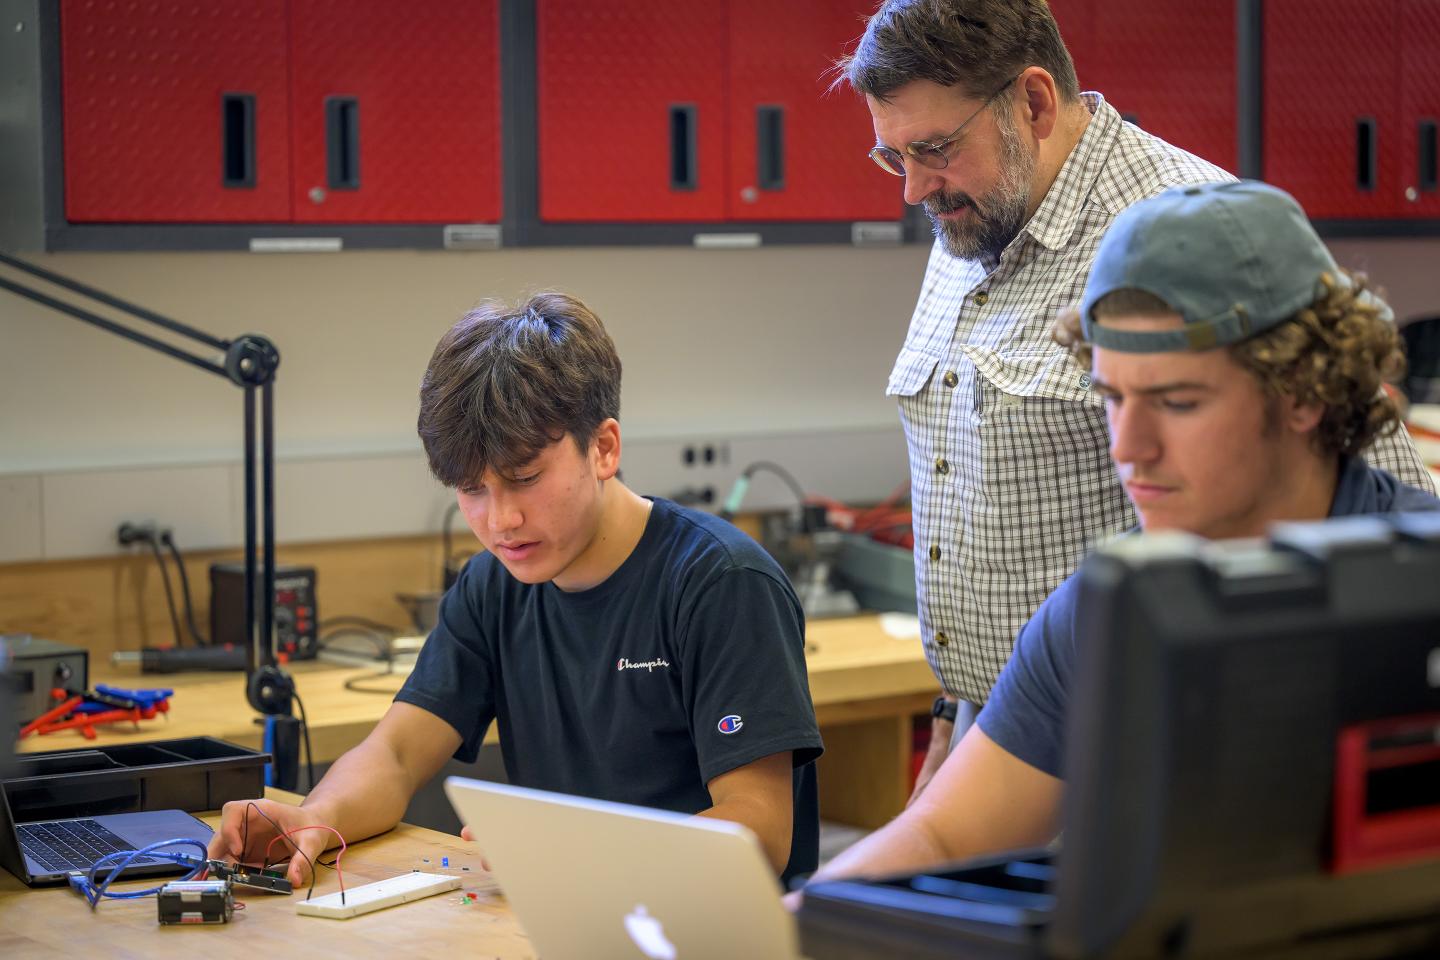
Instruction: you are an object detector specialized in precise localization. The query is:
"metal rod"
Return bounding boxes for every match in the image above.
[0,251,229,350]
[0,275,227,378]
[261,381,276,672]
[244,385,259,678]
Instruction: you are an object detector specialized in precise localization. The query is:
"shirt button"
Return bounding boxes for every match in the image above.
[928,544,942,562]
[942,370,958,388]
[934,457,949,475]
[974,291,989,306]
[935,631,950,646]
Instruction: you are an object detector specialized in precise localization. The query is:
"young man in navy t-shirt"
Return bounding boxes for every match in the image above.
[801,182,1440,890]
[209,293,823,885]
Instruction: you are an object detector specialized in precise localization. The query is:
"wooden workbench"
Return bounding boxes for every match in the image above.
[0,792,533,960]
[18,615,939,829]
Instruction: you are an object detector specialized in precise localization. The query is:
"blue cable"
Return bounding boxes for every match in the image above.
[67,837,210,910]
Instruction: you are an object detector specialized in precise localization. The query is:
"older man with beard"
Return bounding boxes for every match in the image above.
[847,0,1435,798]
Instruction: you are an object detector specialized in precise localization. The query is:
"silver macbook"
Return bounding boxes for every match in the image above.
[445,777,801,959]
[0,784,212,886]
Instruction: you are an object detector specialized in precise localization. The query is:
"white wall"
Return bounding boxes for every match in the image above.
[0,244,929,472]
[0,243,929,560]
[3,236,1436,561]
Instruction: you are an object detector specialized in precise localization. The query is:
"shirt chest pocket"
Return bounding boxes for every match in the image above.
[886,347,942,399]
[960,345,1099,423]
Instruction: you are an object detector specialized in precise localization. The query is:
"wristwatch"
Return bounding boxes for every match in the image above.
[931,695,958,724]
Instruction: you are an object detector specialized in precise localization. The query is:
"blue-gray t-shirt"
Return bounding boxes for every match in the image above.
[978,458,1440,778]
[395,497,825,880]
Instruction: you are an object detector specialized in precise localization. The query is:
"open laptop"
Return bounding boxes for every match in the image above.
[0,771,212,886]
[445,777,801,959]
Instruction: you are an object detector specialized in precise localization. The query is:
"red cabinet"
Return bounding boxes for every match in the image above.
[61,0,293,222]
[536,0,728,222]
[725,0,899,221]
[537,0,901,224]
[1017,0,1237,174]
[1264,0,1399,219]
[1400,0,1440,218]
[60,0,500,225]
[1087,0,1237,174]
[289,0,501,224]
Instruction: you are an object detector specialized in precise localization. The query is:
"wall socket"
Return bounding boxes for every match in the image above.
[620,426,907,514]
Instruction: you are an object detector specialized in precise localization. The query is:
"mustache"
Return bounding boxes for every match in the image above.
[924,189,982,219]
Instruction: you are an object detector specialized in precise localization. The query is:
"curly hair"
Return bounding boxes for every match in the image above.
[1051,271,1405,459]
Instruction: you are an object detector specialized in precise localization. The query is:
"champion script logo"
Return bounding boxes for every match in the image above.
[617,657,671,673]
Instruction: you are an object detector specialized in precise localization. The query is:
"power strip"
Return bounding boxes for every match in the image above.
[295,871,462,920]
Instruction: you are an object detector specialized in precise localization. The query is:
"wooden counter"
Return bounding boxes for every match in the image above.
[18,615,939,829]
[0,792,531,960]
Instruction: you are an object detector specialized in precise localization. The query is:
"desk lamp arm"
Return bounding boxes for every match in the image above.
[0,252,292,722]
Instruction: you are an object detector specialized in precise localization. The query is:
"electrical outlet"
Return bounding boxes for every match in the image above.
[116,521,166,546]
[621,428,904,516]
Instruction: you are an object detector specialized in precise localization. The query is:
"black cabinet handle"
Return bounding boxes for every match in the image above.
[1420,119,1438,193]
[756,105,785,191]
[326,96,361,190]
[221,93,256,189]
[1355,117,1377,191]
[669,105,697,191]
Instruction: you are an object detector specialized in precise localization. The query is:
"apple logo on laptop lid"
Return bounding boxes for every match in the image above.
[624,904,676,960]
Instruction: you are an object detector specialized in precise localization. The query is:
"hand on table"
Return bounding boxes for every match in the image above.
[206,797,337,887]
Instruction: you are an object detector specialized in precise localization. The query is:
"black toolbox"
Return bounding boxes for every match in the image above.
[4,737,269,821]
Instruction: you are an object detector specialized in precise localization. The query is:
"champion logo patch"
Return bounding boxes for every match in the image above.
[717,715,743,735]
[617,657,671,673]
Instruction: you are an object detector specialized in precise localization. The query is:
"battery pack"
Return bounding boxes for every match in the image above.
[157,880,234,925]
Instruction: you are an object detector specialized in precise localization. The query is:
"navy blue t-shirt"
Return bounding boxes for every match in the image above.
[395,497,824,879]
[979,458,1440,778]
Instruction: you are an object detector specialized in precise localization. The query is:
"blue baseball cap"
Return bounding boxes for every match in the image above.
[1079,180,1379,353]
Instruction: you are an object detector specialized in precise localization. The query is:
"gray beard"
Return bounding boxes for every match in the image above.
[925,110,1036,263]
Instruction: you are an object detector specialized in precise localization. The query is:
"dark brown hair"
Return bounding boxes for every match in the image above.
[417,292,622,489]
[1051,273,1405,459]
[838,0,1080,104]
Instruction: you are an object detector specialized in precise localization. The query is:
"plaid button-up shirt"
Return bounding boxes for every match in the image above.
[892,94,1436,704]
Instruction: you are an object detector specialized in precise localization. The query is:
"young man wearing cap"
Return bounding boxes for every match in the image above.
[799,181,1440,887]
[208,293,824,885]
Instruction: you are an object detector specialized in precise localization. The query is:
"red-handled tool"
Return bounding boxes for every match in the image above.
[18,694,82,739]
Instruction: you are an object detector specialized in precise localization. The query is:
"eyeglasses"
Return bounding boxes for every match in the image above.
[868,74,1022,177]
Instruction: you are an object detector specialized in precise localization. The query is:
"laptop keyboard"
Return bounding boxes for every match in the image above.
[18,819,159,874]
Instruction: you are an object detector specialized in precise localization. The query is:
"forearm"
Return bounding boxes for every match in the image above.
[808,814,951,884]
[698,797,792,875]
[299,738,420,847]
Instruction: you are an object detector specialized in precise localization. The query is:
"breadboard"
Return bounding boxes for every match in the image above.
[295,871,462,919]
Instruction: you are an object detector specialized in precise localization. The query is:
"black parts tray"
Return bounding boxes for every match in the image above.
[4,736,269,823]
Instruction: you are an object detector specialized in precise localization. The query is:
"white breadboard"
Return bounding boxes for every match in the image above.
[295,871,462,919]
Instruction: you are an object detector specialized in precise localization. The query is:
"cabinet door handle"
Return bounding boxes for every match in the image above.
[669,104,697,191]
[756,105,785,191]
[1355,117,1377,192]
[325,96,361,190]
[1419,119,1438,194]
[221,93,256,189]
